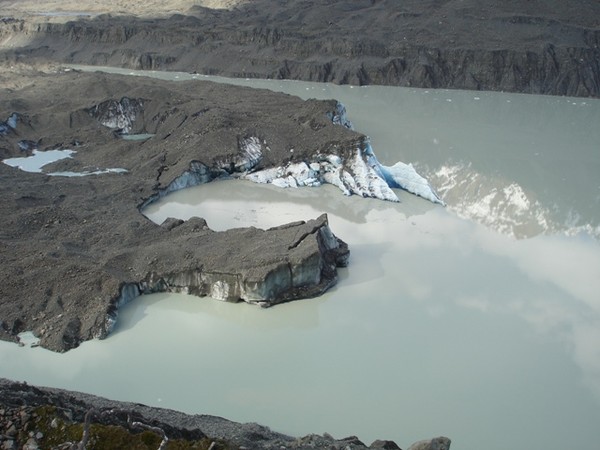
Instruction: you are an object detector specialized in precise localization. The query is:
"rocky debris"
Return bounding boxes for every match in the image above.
[370,440,402,450]
[0,379,449,450]
[0,0,598,97]
[407,437,451,450]
[0,71,361,352]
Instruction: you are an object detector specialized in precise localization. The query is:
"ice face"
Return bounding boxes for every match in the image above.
[240,138,443,205]
[7,113,18,129]
[0,113,20,135]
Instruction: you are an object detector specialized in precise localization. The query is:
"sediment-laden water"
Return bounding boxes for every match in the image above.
[2,67,599,450]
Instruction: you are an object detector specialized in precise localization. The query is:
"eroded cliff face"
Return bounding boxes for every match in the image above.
[1,0,599,97]
[0,71,356,352]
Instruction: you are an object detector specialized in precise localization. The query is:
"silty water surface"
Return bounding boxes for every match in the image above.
[1,66,599,450]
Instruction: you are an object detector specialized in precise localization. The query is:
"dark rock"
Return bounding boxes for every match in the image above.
[61,318,81,350]
[407,437,451,450]
[370,439,402,449]
[341,435,366,446]
[160,217,184,230]
[0,379,446,450]
[1,1,598,97]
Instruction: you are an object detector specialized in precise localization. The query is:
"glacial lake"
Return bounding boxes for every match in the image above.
[2,66,600,450]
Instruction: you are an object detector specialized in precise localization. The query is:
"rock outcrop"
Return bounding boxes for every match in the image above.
[0,71,359,352]
[407,437,452,450]
[0,0,598,97]
[0,378,450,450]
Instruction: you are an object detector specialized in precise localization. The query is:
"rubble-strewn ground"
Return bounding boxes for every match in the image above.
[0,70,355,352]
[1,0,599,97]
[3,378,444,450]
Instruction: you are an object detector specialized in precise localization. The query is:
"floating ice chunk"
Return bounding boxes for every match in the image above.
[240,137,443,205]
[348,148,399,202]
[361,140,445,205]
[245,166,282,184]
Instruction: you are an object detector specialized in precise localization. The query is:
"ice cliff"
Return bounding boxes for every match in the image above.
[239,102,444,205]
[100,214,349,338]
[86,97,144,134]
[242,136,445,205]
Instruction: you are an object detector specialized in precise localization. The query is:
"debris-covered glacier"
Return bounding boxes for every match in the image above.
[239,101,444,205]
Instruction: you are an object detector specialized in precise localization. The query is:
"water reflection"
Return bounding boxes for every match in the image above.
[3,186,600,449]
[144,179,434,229]
[70,64,600,239]
[145,178,600,408]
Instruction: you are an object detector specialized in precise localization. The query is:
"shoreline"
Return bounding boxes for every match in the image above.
[1,378,450,450]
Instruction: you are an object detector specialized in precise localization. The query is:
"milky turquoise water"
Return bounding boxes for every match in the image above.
[1,67,599,450]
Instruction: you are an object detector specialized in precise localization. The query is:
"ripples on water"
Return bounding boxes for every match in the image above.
[2,67,600,450]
